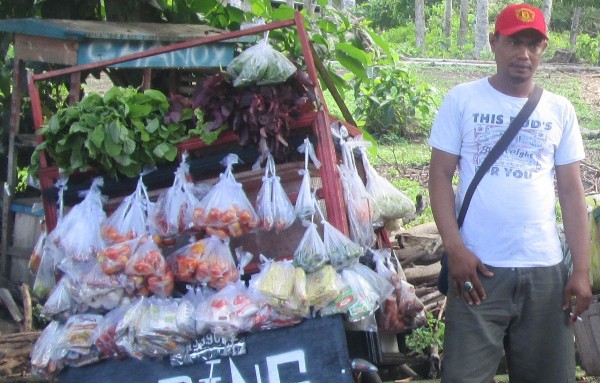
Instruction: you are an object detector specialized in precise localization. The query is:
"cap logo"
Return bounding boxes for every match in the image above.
[516,8,536,23]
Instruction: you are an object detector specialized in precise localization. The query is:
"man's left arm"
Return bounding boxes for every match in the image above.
[556,161,592,323]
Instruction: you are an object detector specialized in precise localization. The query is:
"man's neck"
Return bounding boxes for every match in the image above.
[488,75,534,98]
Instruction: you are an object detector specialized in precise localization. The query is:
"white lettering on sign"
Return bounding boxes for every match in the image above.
[230,359,246,383]
[158,377,193,383]
[199,359,222,383]
[160,349,311,383]
[266,350,309,383]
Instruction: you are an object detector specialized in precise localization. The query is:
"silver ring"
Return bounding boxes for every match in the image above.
[464,281,473,292]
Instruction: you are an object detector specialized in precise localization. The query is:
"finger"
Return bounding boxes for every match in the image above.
[562,291,573,311]
[477,263,494,278]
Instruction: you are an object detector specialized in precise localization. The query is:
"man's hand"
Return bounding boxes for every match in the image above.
[563,269,592,324]
[448,248,494,305]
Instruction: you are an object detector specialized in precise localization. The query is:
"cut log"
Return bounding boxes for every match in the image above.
[20,284,32,332]
[0,288,23,323]
[404,263,441,285]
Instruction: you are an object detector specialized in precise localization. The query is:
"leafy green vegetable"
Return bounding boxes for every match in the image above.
[31,86,188,179]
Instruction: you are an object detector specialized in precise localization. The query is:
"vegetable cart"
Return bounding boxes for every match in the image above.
[26,13,417,383]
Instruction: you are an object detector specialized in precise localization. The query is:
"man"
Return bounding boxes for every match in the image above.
[428,3,592,382]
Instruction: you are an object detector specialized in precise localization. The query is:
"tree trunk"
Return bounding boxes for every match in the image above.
[415,0,426,50]
[542,0,553,30]
[304,0,315,15]
[473,0,489,60]
[458,0,469,47]
[443,0,453,50]
[570,6,582,50]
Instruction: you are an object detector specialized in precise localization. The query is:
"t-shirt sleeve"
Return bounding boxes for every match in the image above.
[428,90,462,156]
[555,98,585,165]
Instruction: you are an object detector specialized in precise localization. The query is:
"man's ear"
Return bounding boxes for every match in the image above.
[489,33,498,51]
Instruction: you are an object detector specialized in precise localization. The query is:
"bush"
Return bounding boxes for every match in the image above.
[352,63,437,141]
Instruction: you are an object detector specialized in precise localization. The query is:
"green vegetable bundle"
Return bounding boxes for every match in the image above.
[31,87,188,179]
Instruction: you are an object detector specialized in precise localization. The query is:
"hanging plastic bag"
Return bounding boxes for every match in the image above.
[193,154,259,238]
[339,139,376,247]
[255,153,296,232]
[149,154,199,240]
[29,224,47,275]
[374,249,426,333]
[189,236,239,290]
[313,200,363,270]
[167,237,210,284]
[125,236,167,277]
[250,256,309,317]
[319,263,389,322]
[360,147,415,222]
[52,177,107,262]
[293,221,328,273]
[226,36,297,87]
[32,245,58,299]
[102,176,151,245]
[96,236,141,275]
[41,278,77,322]
[295,138,321,223]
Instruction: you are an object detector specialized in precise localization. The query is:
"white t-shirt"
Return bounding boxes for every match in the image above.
[428,78,584,267]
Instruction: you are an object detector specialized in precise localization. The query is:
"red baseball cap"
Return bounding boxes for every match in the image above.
[494,3,547,39]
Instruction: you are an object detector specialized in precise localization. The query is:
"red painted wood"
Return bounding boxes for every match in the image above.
[294,13,349,235]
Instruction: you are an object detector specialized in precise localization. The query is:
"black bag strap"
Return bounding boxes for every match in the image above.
[456,85,543,228]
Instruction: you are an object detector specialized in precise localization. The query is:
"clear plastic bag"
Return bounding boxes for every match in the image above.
[32,244,58,299]
[323,221,363,270]
[52,177,107,262]
[166,237,210,284]
[29,225,47,275]
[255,154,296,232]
[360,147,415,222]
[136,297,188,357]
[102,176,151,245]
[94,305,128,359]
[125,236,167,277]
[41,278,76,321]
[226,37,297,87]
[339,140,376,247]
[306,264,341,309]
[374,249,426,333]
[193,154,260,238]
[96,236,140,275]
[149,155,199,239]
[293,222,328,273]
[295,138,321,223]
[194,236,239,290]
[201,281,263,337]
[31,320,65,379]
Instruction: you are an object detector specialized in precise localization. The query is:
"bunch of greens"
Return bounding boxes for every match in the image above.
[31,87,188,179]
[190,71,316,157]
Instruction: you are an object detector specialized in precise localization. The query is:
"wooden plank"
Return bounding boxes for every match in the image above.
[14,35,78,66]
[0,288,22,323]
[59,315,354,383]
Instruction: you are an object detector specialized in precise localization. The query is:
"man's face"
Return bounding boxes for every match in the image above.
[490,30,548,84]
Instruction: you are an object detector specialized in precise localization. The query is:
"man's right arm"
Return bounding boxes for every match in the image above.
[429,148,492,302]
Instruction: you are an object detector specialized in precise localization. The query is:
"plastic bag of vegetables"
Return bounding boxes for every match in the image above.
[226,36,297,87]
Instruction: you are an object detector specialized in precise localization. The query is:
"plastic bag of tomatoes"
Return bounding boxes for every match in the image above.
[193,154,259,238]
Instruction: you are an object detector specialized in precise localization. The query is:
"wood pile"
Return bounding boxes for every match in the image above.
[0,282,42,381]
[387,221,447,320]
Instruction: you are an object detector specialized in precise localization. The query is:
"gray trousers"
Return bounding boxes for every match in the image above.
[441,263,575,383]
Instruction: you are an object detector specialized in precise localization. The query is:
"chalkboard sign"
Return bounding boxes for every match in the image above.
[58,315,354,383]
